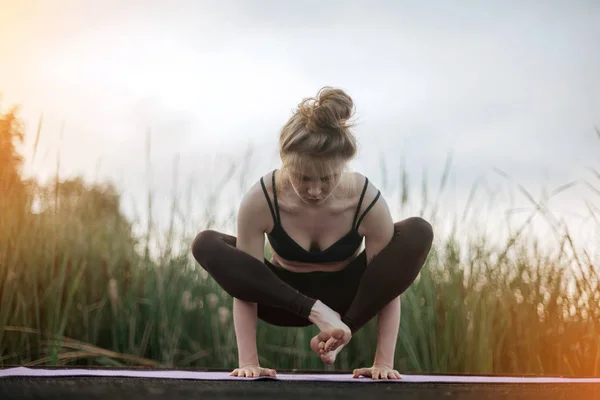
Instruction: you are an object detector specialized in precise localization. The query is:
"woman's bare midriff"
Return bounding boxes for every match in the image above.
[269,247,362,273]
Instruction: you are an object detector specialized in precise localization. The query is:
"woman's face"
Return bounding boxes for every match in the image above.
[288,163,344,205]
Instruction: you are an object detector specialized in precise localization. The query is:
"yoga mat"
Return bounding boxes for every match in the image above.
[1,367,599,383]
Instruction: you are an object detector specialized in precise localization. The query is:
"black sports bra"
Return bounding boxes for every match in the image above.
[260,170,380,264]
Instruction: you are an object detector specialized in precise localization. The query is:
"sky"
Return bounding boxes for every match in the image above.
[1,0,599,251]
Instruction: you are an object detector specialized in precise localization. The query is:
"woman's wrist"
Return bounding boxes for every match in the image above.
[372,357,394,369]
[239,361,260,368]
[238,356,259,367]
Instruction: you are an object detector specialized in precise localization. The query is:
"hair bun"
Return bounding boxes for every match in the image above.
[298,87,355,133]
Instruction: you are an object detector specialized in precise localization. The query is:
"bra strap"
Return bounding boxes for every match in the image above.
[355,190,381,230]
[260,175,278,224]
[271,170,281,223]
[352,177,369,228]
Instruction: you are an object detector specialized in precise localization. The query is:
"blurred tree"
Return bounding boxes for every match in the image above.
[0,100,139,280]
[0,105,30,270]
[30,176,138,259]
[0,105,26,210]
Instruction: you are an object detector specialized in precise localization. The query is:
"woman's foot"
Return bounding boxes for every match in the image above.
[308,300,352,360]
[310,334,346,364]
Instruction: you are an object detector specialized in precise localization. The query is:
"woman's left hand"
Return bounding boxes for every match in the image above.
[352,364,402,380]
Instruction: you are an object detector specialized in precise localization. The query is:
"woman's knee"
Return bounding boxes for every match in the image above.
[394,217,434,254]
[191,229,221,264]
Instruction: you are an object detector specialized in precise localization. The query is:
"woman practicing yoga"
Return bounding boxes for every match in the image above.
[192,87,433,380]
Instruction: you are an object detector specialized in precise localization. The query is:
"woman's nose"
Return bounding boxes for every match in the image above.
[308,184,322,196]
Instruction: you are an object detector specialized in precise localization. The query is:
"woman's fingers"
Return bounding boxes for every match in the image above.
[230,366,277,378]
[353,366,403,380]
[352,367,371,378]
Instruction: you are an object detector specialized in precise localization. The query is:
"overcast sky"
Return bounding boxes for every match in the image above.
[1,0,599,249]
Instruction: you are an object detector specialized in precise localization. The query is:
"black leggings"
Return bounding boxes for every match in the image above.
[191,217,433,333]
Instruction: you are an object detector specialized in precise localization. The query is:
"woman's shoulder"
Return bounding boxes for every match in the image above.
[237,171,277,231]
[240,170,276,205]
[344,171,381,201]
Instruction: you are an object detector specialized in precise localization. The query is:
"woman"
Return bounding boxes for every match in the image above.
[192,87,433,380]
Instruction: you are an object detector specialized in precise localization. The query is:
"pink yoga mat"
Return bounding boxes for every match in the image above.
[1,367,599,383]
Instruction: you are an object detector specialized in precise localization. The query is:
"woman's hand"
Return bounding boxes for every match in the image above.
[352,364,402,380]
[229,364,277,378]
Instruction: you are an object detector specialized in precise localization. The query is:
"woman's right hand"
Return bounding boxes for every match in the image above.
[229,364,277,378]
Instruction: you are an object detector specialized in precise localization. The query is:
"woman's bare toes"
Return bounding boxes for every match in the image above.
[322,328,350,352]
[310,335,322,355]
[310,328,351,357]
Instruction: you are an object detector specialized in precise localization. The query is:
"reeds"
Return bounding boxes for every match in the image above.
[1,110,598,375]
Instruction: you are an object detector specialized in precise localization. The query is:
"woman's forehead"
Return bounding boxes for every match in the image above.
[289,161,342,177]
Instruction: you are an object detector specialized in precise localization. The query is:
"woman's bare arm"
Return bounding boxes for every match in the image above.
[358,184,399,369]
[232,181,271,371]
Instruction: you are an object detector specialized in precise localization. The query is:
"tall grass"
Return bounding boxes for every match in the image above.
[1,128,599,376]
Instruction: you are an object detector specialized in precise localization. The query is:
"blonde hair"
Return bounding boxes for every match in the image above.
[276,87,360,197]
